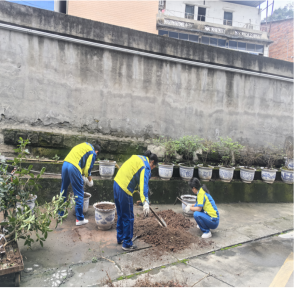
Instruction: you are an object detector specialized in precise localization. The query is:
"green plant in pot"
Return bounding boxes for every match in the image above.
[177,136,204,181]
[0,138,75,255]
[239,145,259,183]
[261,144,281,184]
[197,139,216,182]
[216,137,244,183]
[153,136,179,180]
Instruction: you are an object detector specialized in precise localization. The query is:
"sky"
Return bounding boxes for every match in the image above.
[6,0,54,10]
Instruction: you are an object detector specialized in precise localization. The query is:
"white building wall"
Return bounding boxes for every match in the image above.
[165,0,261,30]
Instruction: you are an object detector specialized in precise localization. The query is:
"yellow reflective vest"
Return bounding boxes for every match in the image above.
[114,155,151,203]
[64,142,97,177]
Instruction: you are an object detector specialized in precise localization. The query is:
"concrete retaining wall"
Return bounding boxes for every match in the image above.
[0,1,293,149]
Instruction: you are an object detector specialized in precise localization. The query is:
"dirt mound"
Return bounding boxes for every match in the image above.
[134,210,212,252]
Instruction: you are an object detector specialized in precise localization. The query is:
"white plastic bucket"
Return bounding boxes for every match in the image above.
[181,194,197,217]
[73,192,91,215]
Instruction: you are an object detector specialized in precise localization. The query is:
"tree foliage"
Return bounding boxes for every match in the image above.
[263,3,293,22]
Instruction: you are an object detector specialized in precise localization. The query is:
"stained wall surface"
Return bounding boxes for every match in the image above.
[0,1,293,149]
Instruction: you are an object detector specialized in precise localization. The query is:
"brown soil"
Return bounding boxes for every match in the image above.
[95,203,115,210]
[84,193,91,198]
[134,210,212,252]
[134,275,185,287]
[0,241,23,269]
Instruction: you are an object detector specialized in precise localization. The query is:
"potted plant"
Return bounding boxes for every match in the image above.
[197,139,216,182]
[217,137,244,182]
[239,146,258,183]
[0,138,74,275]
[178,136,204,181]
[261,145,280,184]
[153,136,178,180]
[281,140,293,184]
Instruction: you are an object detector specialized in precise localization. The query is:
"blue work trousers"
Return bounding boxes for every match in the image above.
[60,162,84,220]
[193,211,219,233]
[113,181,134,248]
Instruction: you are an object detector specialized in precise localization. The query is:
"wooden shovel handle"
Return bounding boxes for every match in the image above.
[149,206,166,227]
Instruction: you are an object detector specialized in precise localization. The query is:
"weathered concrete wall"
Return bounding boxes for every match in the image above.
[0,1,293,149]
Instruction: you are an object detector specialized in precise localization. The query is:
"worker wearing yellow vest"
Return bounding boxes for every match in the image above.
[113,150,158,251]
[59,142,101,226]
[185,178,219,239]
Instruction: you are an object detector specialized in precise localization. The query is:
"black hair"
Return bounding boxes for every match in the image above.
[144,150,158,165]
[144,150,151,158]
[189,177,210,194]
[93,144,101,154]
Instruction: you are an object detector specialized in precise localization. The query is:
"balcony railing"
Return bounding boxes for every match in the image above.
[161,9,263,32]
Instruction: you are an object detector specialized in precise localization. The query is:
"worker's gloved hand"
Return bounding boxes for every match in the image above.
[143,201,150,217]
[82,176,88,184]
[87,179,93,187]
[184,204,192,213]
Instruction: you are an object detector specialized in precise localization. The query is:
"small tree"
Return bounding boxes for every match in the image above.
[0,138,75,249]
[263,144,282,169]
[217,137,244,167]
[153,136,179,164]
[177,135,204,166]
[201,139,217,167]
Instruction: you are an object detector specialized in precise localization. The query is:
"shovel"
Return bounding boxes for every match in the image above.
[174,196,189,206]
[149,206,167,227]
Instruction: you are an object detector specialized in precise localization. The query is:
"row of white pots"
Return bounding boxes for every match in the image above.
[158,163,293,184]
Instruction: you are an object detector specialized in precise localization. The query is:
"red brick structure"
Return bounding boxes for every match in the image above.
[262,18,293,62]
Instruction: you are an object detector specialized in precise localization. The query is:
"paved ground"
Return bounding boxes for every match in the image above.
[0,203,293,287]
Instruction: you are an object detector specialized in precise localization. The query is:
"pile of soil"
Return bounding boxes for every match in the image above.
[134,210,212,252]
[95,203,115,210]
[135,276,185,287]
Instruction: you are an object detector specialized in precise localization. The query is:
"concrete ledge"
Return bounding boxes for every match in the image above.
[36,177,293,205]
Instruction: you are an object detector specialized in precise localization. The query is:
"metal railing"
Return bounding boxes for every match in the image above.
[161,9,263,32]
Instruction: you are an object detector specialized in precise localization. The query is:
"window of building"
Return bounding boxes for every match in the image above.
[185,5,194,19]
[201,36,209,45]
[229,41,237,49]
[247,43,255,52]
[179,33,189,40]
[189,35,199,42]
[256,45,264,53]
[198,7,206,21]
[223,12,232,26]
[210,38,218,46]
[238,42,246,51]
[169,31,179,39]
[159,30,168,36]
[217,39,226,48]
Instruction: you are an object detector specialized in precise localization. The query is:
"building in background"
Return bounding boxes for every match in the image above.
[6,0,54,10]
[261,18,293,62]
[158,0,272,56]
[55,0,159,34]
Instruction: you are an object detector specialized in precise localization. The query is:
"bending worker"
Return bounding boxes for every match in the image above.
[60,142,101,226]
[185,178,219,239]
[113,151,158,251]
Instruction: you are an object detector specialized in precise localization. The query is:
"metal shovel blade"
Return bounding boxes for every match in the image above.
[150,206,167,227]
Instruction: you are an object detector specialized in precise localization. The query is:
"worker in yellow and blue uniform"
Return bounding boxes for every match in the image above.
[59,142,101,226]
[185,178,219,239]
[113,150,158,251]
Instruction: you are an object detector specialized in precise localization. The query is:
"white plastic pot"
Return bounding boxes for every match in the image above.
[181,195,197,217]
[179,163,195,181]
[281,169,294,184]
[158,163,174,180]
[219,166,235,182]
[261,168,277,184]
[99,161,116,179]
[197,164,214,182]
[240,167,256,183]
[73,192,91,215]
[94,201,116,230]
